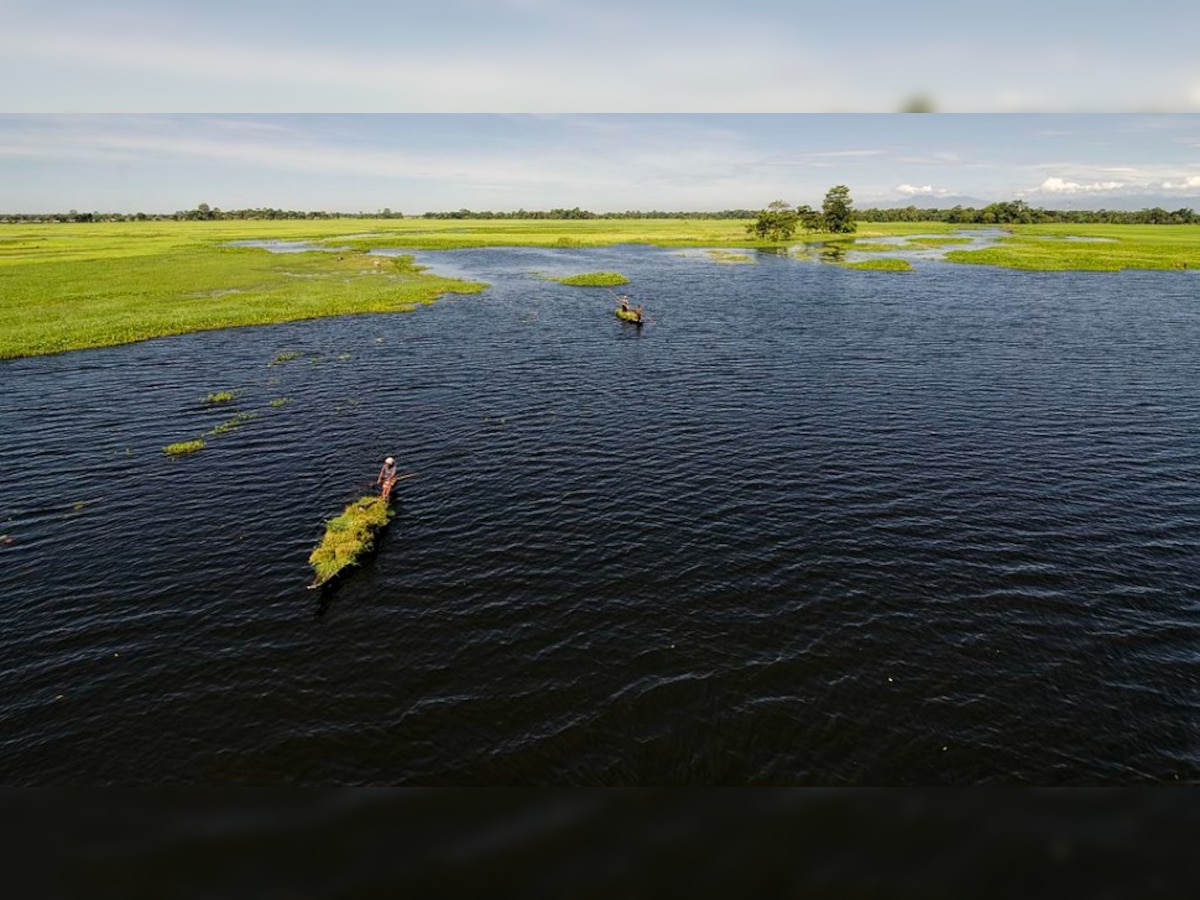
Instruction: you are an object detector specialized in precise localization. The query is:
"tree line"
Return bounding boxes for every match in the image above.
[2,194,1196,226]
[856,200,1198,226]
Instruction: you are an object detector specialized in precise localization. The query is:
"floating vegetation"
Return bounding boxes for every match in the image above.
[269,350,302,366]
[207,411,257,437]
[551,272,629,286]
[904,236,973,248]
[706,250,753,264]
[164,440,205,456]
[268,397,291,408]
[844,258,912,271]
[308,495,395,589]
[202,390,237,405]
[337,353,352,361]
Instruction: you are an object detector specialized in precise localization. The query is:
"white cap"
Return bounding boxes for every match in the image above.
[385,457,394,465]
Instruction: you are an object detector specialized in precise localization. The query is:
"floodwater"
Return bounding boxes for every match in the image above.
[1,243,1197,784]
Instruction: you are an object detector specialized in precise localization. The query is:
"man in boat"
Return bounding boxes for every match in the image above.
[377,456,398,502]
[634,304,644,322]
[618,295,631,311]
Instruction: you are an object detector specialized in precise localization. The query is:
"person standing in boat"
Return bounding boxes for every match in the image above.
[377,456,398,501]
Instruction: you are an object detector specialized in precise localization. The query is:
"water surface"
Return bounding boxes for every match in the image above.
[2,244,1197,784]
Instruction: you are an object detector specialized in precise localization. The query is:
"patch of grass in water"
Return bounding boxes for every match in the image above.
[904,236,973,248]
[269,350,302,366]
[202,390,237,405]
[269,397,291,408]
[207,411,257,437]
[309,494,394,587]
[550,272,629,286]
[706,250,753,263]
[844,258,912,271]
[164,440,205,456]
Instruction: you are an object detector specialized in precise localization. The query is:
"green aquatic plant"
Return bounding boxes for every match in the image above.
[706,250,753,263]
[202,390,236,405]
[845,258,913,271]
[163,440,205,456]
[551,272,630,286]
[268,397,291,408]
[308,494,395,587]
[207,411,257,437]
[269,350,302,366]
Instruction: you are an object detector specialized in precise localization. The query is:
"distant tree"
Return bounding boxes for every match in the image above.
[822,185,857,233]
[796,204,825,236]
[747,200,800,241]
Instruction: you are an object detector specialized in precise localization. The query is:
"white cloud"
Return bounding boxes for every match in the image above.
[895,184,948,196]
[1161,175,1200,190]
[1038,177,1124,193]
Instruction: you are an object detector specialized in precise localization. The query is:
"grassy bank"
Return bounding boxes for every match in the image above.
[0,222,486,358]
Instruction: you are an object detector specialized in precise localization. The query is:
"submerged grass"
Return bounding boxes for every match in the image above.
[206,411,257,437]
[308,494,394,587]
[706,250,753,263]
[202,391,236,405]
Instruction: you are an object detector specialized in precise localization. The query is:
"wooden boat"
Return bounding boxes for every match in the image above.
[615,306,644,325]
[307,473,413,589]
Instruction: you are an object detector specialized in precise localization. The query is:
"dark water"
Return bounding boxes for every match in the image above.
[2,244,1198,785]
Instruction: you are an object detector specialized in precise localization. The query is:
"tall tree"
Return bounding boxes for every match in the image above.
[822,185,857,233]
[747,200,799,241]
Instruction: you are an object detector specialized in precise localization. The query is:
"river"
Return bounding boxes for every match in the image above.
[1,243,1197,784]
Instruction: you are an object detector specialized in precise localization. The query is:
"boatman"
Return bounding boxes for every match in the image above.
[377,456,398,502]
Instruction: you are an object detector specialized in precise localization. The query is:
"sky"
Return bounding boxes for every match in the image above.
[2,114,1199,214]
[3,0,1199,114]
[2,1,1199,214]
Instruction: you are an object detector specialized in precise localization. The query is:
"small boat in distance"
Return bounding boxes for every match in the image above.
[614,295,645,326]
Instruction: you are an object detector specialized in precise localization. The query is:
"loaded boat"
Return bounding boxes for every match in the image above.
[307,469,413,589]
[614,296,645,326]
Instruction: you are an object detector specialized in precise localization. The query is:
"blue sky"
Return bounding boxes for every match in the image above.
[3,1,1199,214]
[2,0,1198,113]
[2,114,1199,214]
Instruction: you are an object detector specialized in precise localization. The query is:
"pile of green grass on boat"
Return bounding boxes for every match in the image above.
[308,494,394,587]
[550,272,629,286]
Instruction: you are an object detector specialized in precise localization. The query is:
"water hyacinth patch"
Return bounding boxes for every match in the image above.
[163,440,205,456]
[551,272,629,286]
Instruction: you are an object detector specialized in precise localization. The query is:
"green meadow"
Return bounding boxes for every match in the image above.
[942,223,1200,270]
[2,219,1198,359]
[0,221,488,359]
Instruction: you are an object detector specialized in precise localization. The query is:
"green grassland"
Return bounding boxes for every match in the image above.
[0,221,487,358]
[943,224,1200,271]
[3,218,1199,359]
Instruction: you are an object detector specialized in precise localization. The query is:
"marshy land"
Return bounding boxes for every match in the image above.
[2,218,1198,359]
